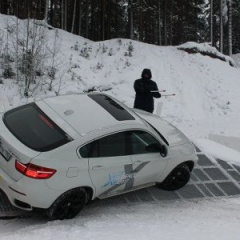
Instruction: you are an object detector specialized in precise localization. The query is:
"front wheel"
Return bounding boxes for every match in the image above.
[47,188,87,220]
[158,164,190,191]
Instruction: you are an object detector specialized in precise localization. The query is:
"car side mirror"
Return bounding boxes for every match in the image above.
[159,145,168,158]
[145,143,161,152]
[145,143,168,157]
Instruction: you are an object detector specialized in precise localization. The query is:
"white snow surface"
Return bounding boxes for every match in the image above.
[178,41,236,66]
[1,198,240,240]
[193,138,240,165]
[232,53,240,67]
[1,14,240,239]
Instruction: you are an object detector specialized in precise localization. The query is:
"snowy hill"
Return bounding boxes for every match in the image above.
[0,13,240,149]
[1,14,240,240]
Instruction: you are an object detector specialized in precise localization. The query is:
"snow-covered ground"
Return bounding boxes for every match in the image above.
[1,198,240,240]
[1,14,240,239]
[1,14,240,147]
[232,53,240,67]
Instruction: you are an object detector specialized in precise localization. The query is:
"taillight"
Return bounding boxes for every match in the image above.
[15,160,56,179]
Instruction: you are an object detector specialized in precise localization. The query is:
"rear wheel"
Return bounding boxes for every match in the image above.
[47,188,87,220]
[158,164,190,191]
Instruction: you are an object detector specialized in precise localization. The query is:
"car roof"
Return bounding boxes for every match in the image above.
[39,93,144,136]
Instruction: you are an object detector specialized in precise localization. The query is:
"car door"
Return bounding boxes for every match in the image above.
[128,130,169,187]
[80,132,133,198]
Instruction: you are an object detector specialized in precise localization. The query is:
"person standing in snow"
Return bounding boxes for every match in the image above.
[133,68,161,113]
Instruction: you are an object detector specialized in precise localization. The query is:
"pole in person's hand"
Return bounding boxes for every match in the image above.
[161,93,176,97]
[150,91,176,97]
[151,90,166,93]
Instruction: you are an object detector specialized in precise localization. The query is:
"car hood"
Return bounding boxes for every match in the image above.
[132,109,191,146]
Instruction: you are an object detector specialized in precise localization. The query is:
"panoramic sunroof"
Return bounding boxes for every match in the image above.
[89,94,135,121]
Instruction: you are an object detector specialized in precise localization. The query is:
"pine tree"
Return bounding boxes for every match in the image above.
[1,0,239,51]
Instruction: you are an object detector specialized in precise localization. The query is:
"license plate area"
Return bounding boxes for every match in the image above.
[0,141,12,162]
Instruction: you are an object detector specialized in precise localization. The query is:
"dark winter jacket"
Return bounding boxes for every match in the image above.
[133,69,161,113]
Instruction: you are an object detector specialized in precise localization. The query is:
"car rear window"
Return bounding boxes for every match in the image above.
[89,94,135,121]
[3,103,72,152]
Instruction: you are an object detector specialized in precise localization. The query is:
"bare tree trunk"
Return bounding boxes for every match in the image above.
[163,0,167,45]
[210,0,213,45]
[16,5,19,83]
[128,0,134,39]
[139,0,143,41]
[86,3,89,39]
[71,0,77,33]
[220,0,223,53]
[102,0,105,40]
[131,1,134,39]
[44,0,49,23]
[24,17,30,97]
[78,1,82,35]
[65,0,68,30]
[6,9,10,71]
[228,0,232,55]
[158,0,161,45]
[179,0,184,44]
[106,1,111,39]
[169,0,173,45]
[91,0,95,40]
[61,0,64,29]
[8,0,13,14]
[115,0,119,37]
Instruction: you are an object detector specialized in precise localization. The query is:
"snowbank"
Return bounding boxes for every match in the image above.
[178,42,236,67]
[1,14,240,147]
[194,138,240,165]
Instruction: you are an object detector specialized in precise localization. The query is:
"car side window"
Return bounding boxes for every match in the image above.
[97,132,126,157]
[128,131,161,155]
[79,132,127,158]
[79,142,94,158]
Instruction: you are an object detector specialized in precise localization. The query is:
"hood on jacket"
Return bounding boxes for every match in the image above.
[141,68,152,79]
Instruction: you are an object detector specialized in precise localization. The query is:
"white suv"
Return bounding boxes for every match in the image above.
[0,93,198,220]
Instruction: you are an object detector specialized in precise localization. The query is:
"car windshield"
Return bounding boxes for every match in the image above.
[3,103,72,152]
[144,120,169,146]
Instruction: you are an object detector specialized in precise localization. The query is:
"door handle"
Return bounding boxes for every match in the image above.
[92,165,103,170]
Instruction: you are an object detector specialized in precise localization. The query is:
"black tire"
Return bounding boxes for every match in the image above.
[158,164,191,191]
[47,188,87,220]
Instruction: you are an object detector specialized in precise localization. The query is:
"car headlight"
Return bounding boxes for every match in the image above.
[179,143,196,156]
